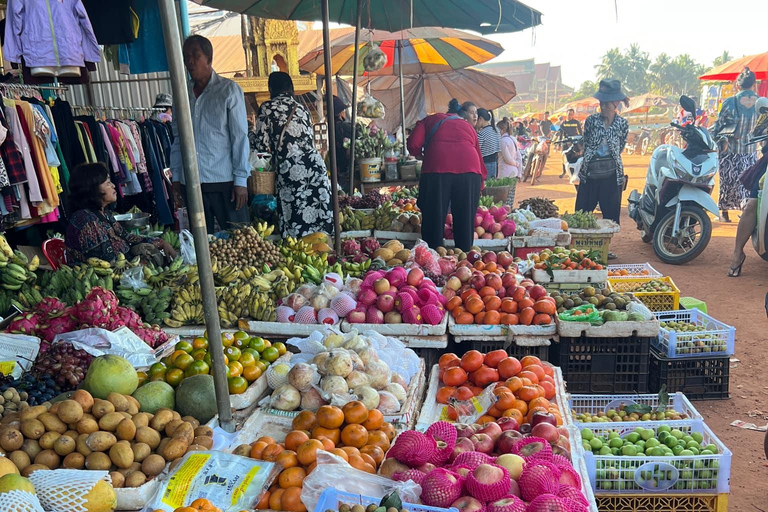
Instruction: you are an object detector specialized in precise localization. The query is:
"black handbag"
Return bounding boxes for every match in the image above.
[713,97,741,139]
[586,155,617,180]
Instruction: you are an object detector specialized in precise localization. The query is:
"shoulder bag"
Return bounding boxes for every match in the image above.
[713,96,741,139]
[270,103,299,171]
[423,115,462,152]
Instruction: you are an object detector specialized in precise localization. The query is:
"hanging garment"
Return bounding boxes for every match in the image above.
[81,0,135,45]
[51,98,86,168]
[140,121,172,225]
[0,108,28,185]
[120,0,168,74]
[4,100,42,202]
[16,101,58,208]
[4,0,100,68]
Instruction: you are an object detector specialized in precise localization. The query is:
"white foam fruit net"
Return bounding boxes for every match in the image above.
[0,490,46,512]
[29,469,110,512]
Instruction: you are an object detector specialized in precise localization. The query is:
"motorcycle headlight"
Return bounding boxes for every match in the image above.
[668,152,687,179]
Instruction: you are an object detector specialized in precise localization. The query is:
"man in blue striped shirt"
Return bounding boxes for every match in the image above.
[171,35,250,233]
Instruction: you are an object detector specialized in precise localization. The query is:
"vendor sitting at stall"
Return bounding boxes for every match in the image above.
[65,163,176,265]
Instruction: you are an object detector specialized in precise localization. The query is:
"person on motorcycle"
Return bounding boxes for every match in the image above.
[559,109,583,178]
[575,80,630,258]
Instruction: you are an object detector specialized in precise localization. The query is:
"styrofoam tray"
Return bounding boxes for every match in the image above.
[532,268,609,284]
[342,230,373,238]
[447,315,556,337]
[163,322,339,338]
[556,315,660,338]
[443,238,510,250]
[374,230,421,241]
[115,478,162,511]
[568,219,620,234]
[340,312,448,336]
[511,232,572,247]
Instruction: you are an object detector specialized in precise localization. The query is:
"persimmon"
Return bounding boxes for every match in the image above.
[499,313,513,325]
[521,355,542,368]
[378,423,396,441]
[465,296,484,314]
[477,415,496,425]
[482,296,501,311]
[534,313,552,325]
[366,430,391,451]
[275,450,299,469]
[541,363,555,377]
[539,380,556,400]
[311,426,340,445]
[317,405,345,429]
[469,385,484,396]
[533,300,556,315]
[474,312,486,324]
[281,486,307,512]
[540,374,556,387]
[292,410,317,431]
[329,447,349,461]
[257,436,276,445]
[518,370,539,385]
[454,386,474,401]
[498,357,522,379]
[484,311,501,325]
[518,297,534,310]
[360,444,385,466]
[443,367,468,387]
[456,312,474,324]
[439,353,460,369]
[518,385,540,402]
[473,260,486,271]
[529,397,551,411]
[316,436,335,451]
[284,431,310,452]
[496,391,516,410]
[360,452,377,468]
[501,298,518,313]
[362,409,384,430]
[512,398,528,416]
[535,384,547,398]
[519,307,535,326]
[478,286,496,298]
[250,441,269,459]
[487,404,502,418]
[461,288,479,302]
[436,386,456,404]
[262,443,285,462]
[268,488,285,510]
[504,376,523,392]
[472,366,499,387]
[460,350,484,372]
[296,439,324,466]
[341,424,368,448]
[278,466,307,488]
[340,446,361,458]
[446,297,463,312]
[524,364,546,381]
[511,287,526,301]
[485,261,498,273]
[507,313,519,325]
[443,405,458,421]
[256,490,271,509]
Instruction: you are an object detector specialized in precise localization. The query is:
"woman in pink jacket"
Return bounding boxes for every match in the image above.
[497,119,522,179]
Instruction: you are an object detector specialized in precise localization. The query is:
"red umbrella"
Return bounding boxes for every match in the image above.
[699,52,768,81]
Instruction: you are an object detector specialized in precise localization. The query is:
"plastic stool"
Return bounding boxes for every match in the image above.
[679,297,707,313]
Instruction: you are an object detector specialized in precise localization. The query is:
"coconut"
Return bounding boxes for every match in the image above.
[321,376,349,396]
[385,383,407,402]
[353,385,380,410]
[365,359,391,389]
[269,385,301,411]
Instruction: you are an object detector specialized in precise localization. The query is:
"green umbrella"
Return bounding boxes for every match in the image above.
[191,0,542,35]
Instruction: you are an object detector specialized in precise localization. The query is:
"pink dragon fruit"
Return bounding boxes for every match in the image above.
[133,325,169,348]
[330,293,357,317]
[35,297,68,318]
[73,287,119,328]
[525,495,569,512]
[360,238,380,256]
[501,220,516,237]
[38,314,78,343]
[421,304,444,325]
[114,306,143,329]
[342,239,361,257]
[7,312,44,335]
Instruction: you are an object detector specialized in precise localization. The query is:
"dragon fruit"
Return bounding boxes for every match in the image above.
[360,238,380,256]
[37,313,77,342]
[133,325,169,348]
[526,495,570,512]
[7,312,44,335]
[342,239,361,257]
[330,293,357,317]
[73,287,119,328]
[114,306,143,329]
[35,297,68,318]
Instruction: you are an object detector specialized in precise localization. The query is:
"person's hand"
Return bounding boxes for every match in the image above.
[232,185,248,210]
[172,182,184,207]
[161,240,177,258]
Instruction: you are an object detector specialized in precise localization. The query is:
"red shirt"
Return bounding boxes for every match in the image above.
[407,113,487,181]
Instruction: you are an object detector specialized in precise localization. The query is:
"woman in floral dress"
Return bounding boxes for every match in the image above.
[255,72,334,238]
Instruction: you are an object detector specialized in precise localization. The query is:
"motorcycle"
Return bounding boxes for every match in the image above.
[752,133,768,260]
[626,127,651,156]
[560,135,583,188]
[524,137,550,185]
[628,96,719,264]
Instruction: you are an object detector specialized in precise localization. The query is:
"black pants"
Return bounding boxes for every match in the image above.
[418,173,482,251]
[574,177,622,224]
[182,182,250,234]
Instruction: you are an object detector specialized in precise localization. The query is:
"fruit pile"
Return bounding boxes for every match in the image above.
[444,205,516,241]
[581,425,722,491]
[156,499,222,512]
[607,266,653,277]
[237,401,397,512]
[348,267,446,326]
[443,263,555,326]
[277,273,357,325]
[560,210,598,229]
[0,383,31,420]
[266,330,411,414]
[550,287,637,315]
[32,342,94,391]
[0,374,60,407]
[530,248,605,271]
[209,226,285,269]
[659,320,728,355]
[610,279,674,293]
[0,388,211,487]
[381,419,589,512]
[574,403,689,423]
[142,333,283,394]
[340,207,375,231]
[517,197,559,219]
[340,191,391,209]
[329,494,407,512]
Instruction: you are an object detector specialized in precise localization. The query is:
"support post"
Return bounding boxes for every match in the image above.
[158,0,234,432]
[322,0,342,254]
[398,41,407,155]
[178,0,190,39]
[349,0,362,194]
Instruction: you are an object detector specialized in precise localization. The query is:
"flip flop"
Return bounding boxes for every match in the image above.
[727,255,746,277]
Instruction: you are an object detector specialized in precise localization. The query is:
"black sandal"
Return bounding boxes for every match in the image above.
[727,255,746,277]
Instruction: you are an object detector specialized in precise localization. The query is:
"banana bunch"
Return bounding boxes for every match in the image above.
[247,291,276,322]
[166,301,205,327]
[340,258,372,278]
[16,283,43,310]
[0,250,39,291]
[111,253,142,278]
[254,221,276,238]
[214,265,241,286]
[373,204,398,230]
[86,257,117,276]
[40,264,111,305]
[340,206,375,231]
[0,234,13,260]
[162,230,180,250]
[142,257,191,287]
[115,285,152,308]
[139,286,173,324]
[0,289,23,316]
[281,236,316,256]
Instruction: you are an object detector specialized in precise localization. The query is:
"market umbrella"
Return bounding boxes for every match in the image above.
[625,93,674,113]
[357,68,517,133]
[192,0,542,35]
[299,28,504,77]
[699,52,768,81]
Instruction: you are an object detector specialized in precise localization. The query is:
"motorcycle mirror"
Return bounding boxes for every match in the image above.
[680,95,696,116]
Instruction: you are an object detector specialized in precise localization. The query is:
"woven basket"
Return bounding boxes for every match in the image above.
[250,171,275,195]
[482,185,510,203]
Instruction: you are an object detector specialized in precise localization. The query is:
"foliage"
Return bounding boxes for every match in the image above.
[569,80,597,101]
[346,124,394,159]
[485,177,518,187]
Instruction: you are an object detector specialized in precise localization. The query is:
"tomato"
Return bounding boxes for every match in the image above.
[228,376,249,394]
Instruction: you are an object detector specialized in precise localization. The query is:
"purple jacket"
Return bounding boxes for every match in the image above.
[4,0,100,68]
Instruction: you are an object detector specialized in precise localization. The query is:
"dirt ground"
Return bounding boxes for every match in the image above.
[514,152,766,510]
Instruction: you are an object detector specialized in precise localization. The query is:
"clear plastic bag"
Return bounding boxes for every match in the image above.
[408,240,441,275]
[179,229,196,265]
[363,43,387,72]
[120,265,148,290]
[144,451,279,512]
[357,93,386,119]
[627,301,654,321]
[52,327,158,368]
[301,450,421,512]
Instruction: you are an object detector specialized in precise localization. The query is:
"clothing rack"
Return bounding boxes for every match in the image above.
[70,105,166,120]
[0,83,69,96]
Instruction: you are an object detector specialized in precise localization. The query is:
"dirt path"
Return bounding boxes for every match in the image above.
[514,152,767,509]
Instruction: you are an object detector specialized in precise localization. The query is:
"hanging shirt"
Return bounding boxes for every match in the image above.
[0,108,28,185]
[4,100,42,202]
[170,71,250,187]
[81,0,135,45]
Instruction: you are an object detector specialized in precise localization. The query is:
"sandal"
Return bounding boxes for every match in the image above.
[727,255,746,277]
[607,252,617,260]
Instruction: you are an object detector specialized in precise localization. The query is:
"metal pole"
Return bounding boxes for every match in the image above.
[398,41,407,156]
[158,0,234,432]
[178,0,191,39]
[349,0,362,194]
[322,0,342,254]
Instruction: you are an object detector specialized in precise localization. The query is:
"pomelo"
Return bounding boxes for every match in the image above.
[0,474,34,493]
[83,355,139,400]
[0,458,19,479]
[175,374,217,423]
[132,381,175,414]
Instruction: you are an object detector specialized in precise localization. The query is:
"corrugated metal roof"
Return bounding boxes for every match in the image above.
[209,35,246,77]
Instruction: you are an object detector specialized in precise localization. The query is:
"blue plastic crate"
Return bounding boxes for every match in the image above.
[315,488,457,512]
[654,310,734,358]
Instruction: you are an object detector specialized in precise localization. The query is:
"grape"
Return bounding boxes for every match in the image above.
[31,343,93,392]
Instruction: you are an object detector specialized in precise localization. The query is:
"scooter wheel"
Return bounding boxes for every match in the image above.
[652,205,712,264]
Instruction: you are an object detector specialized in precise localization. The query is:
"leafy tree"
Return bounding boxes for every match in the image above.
[569,80,597,101]
[595,48,628,83]
[713,51,732,67]
[623,44,651,94]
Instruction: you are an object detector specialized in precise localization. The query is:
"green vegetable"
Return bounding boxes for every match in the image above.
[561,210,599,229]
[485,177,518,187]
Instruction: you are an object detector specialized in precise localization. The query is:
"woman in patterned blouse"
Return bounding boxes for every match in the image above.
[65,163,175,265]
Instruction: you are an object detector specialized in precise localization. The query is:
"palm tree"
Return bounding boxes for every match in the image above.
[596,48,627,81]
[713,51,732,67]
[624,43,651,94]
[649,53,672,94]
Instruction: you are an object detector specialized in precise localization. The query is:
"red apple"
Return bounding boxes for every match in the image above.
[455,423,477,439]
[442,288,457,301]
[470,274,486,291]
[451,497,484,512]
[454,266,473,283]
[376,294,395,313]
[496,416,520,433]
[445,276,462,291]
[506,285,518,298]
[529,284,547,300]
[530,411,557,428]
[407,267,424,287]
[497,287,507,299]
[482,251,497,264]
[501,273,517,288]
[531,422,560,443]
[373,278,391,295]
[552,445,571,458]
[458,260,473,269]
[485,274,503,291]
[416,462,436,474]
[470,433,495,454]
[495,430,524,454]
[449,437,475,462]
[520,278,534,289]
[497,251,514,268]
[467,250,482,263]
[477,422,502,442]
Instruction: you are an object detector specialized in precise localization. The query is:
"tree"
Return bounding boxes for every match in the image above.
[649,53,673,94]
[713,51,732,67]
[595,48,628,82]
[623,44,651,95]
[569,80,597,101]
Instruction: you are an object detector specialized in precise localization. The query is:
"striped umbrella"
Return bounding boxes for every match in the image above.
[699,52,768,81]
[299,28,504,76]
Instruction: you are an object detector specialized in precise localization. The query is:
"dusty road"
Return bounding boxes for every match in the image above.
[514,152,767,510]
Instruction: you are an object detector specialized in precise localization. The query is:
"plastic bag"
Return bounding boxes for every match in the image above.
[52,327,161,368]
[120,265,149,291]
[179,229,196,265]
[145,451,278,512]
[558,304,602,325]
[301,450,420,512]
[357,94,386,119]
[30,469,110,512]
[363,43,387,72]
[627,301,654,321]
[408,240,441,275]
[249,151,271,172]
[176,207,190,231]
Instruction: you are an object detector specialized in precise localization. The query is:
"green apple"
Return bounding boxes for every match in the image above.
[621,445,638,456]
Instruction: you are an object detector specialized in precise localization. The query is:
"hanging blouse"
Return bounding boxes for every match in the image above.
[0,108,27,186]
[4,99,42,202]
[17,101,58,208]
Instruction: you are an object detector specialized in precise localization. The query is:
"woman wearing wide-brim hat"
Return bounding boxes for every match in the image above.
[575,79,630,257]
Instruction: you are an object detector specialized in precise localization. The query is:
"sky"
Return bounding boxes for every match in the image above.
[484,0,766,88]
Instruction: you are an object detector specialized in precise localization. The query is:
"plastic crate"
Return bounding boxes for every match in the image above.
[607,263,662,279]
[570,231,614,264]
[567,392,703,426]
[595,493,728,512]
[466,340,551,361]
[608,277,681,312]
[314,487,457,512]
[649,350,730,400]
[578,420,731,495]
[513,245,554,259]
[653,310,735,358]
[556,336,651,393]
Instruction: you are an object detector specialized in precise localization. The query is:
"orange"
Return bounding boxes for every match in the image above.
[348,455,375,474]
[477,415,496,425]
[292,411,317,431]
[256,490,271,509]
[362,409,384,431]
[317,405,345,429]
[539,380,556,400]
[329,448,349,461]
[311,426,341,445]
[529,397,551,411]
[165,368,184,387]
[496,390,516,410]
[512,398,528,416]
[518,385,540,402]
[297,439,324,466]
[242,365,262,382]
[340,446,361,458]
[502,408,524,424]
[342,401,369,425]
[227,376,248,394]
[228,361,243,377]
[285,431,310,451]
[268,488,285,510]
[262,443,285,462]
[360,445,385,466]
[517,370,539,385]
[275,450,299,469]
[378,423,396,441]
[504,376,523,393]
[257,436,276,445]
[360,452,377,468]
[365,430,391,452]
[316,436,335,451]
[250,441,269,459]
[341,424,368,448]
[281,486,307,512]
[278,466,307,488]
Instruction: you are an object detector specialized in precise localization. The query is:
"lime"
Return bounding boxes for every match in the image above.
[175,341,194,353]
[589,438,603,450]
[224,346,241,362]
[136,371,148,385]
[234,330,250,340]
[598,446,611,455]
[261,346,279,363]
[272,342,287,356]
[149,362,167,377]
[165,367,185,386]
[249,337,266,352]
[609,438,623,449]
[671,429,684,439]
[621,445,637,456]
[691,432,704,444]
[228,376,248,394]
[185,360,210,377]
